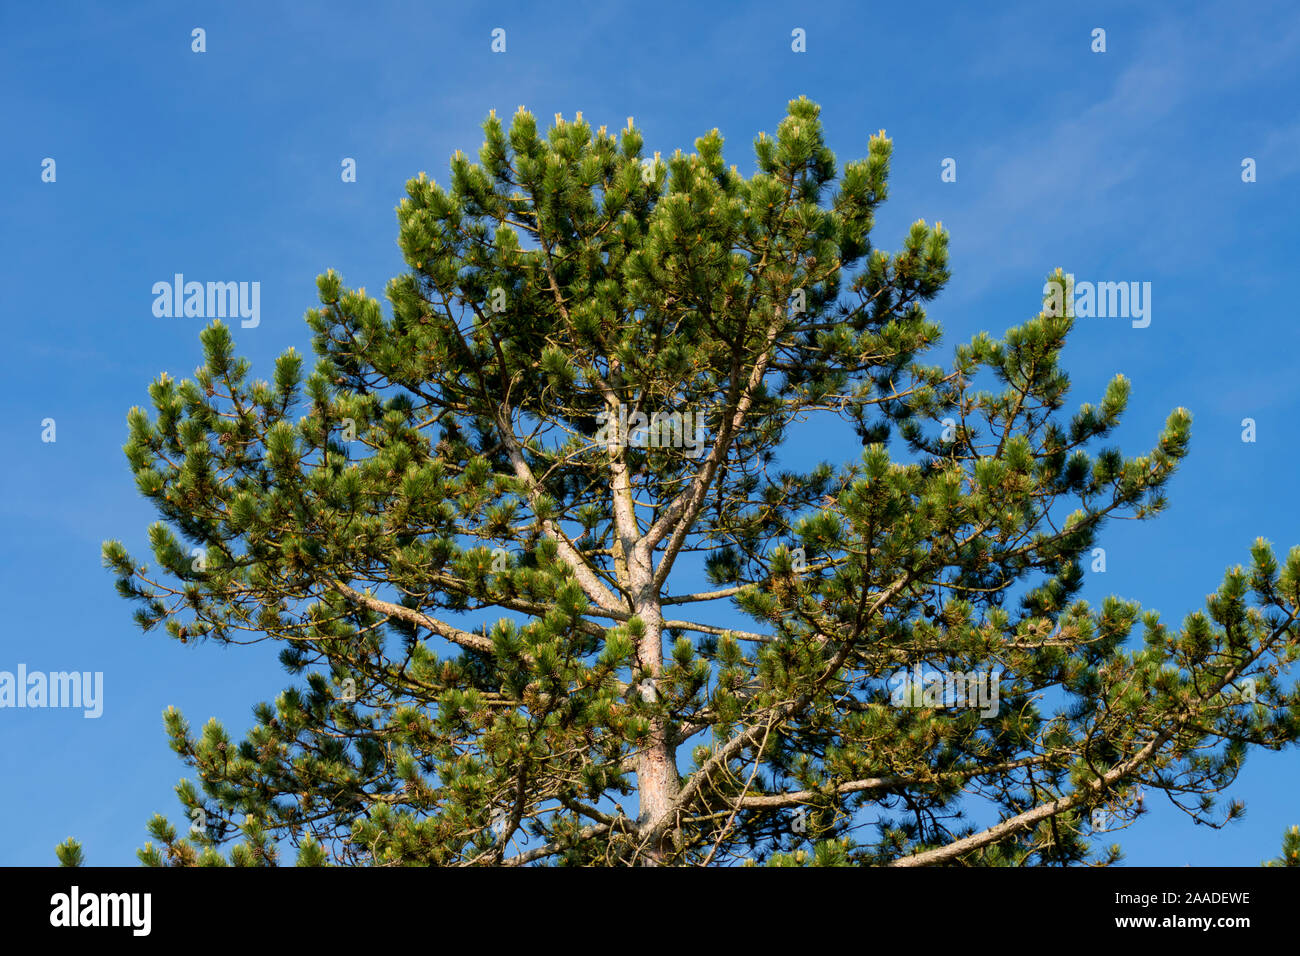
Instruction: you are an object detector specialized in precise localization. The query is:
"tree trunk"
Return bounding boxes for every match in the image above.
[630,551,679,864]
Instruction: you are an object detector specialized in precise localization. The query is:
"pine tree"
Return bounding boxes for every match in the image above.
[1265,825,1300,866]
[55,838,84,867]
[79,97,1300,866]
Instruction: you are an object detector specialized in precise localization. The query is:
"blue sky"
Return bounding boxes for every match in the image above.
[2,0,1299,866]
